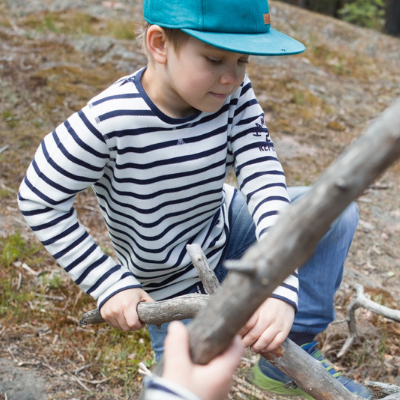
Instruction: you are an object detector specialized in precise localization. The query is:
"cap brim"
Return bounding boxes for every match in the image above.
[181,28,305,56]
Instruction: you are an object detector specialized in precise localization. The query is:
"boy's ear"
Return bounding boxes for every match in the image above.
[146,25,168,64]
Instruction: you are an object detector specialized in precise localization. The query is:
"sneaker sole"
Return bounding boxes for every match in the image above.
[253,362,315,400]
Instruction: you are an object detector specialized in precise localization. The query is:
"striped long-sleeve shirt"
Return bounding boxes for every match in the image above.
[18,68,298,310]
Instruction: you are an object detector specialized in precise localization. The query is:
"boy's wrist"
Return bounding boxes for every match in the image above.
[97,282,143,310]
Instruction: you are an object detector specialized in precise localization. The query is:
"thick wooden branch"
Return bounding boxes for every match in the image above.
[79,294,209,326]
[337,284,400,358]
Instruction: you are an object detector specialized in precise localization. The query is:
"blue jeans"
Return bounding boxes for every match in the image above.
[147,186,359,361]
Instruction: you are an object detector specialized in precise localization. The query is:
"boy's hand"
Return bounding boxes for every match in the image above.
[239,297,295,353]
[163,321,244,400]
[100,288,154,331]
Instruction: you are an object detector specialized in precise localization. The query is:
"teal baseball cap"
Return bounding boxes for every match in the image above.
[143,0,305,56]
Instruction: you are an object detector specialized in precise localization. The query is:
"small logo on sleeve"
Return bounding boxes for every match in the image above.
[253,117,275,152]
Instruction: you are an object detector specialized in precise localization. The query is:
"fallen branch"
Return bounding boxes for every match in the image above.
[79,294,209,327]
[337,284,400,358]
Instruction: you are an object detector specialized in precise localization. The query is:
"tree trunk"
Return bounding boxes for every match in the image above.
[298,0,309,8]
[385,0,400,36]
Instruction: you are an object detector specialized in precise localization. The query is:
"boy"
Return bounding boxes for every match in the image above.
[18,0,370,397]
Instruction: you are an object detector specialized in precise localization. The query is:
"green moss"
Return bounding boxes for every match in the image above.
[19,10,135,40]
[0,231,42,268]
[0,232,44,321]
[86,327,154,395]
[2,110,19,128]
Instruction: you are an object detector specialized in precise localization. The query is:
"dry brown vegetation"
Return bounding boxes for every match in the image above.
[1,1,400,399]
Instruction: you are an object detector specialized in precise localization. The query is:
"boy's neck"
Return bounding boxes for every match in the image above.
[141,65,198,119]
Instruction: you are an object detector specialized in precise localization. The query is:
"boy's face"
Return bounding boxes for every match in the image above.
[163,36,249,117]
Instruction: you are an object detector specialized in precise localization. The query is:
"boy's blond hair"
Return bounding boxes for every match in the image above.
[137,22,190,62]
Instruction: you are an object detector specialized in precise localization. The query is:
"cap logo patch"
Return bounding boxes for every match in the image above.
[263,13,271,25]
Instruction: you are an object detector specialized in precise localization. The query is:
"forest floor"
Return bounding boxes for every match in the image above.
[1,0,400,399]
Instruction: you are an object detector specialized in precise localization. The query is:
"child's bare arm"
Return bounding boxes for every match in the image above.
[239,297,295,353]
[100,288,154,331]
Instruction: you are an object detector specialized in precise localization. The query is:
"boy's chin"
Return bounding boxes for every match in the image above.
[198,103,226,114]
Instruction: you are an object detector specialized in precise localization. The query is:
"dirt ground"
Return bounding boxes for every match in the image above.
[1,0,400,399]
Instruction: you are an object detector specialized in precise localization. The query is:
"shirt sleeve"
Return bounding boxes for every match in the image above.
[228,75,299,310]
[142,376,202,400]
[17,106,142,308]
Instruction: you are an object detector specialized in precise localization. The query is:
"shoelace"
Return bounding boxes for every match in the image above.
[312,348,342,379]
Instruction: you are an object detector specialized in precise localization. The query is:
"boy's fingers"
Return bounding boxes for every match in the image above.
[258,331,287,353]
[238,312,258,338]
[124,309,145,330]
[107,316,123,330]
[250,330,275,353]
[241,323,265,348]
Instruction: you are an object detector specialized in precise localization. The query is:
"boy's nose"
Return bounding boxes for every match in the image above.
[220,67,241,85]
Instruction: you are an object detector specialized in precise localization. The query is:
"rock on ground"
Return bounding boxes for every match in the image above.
[0,359,48,400]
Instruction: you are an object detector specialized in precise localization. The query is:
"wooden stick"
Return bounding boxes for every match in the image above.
[79,294,209,327]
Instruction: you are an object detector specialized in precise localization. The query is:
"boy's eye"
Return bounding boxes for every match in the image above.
[239,58,249,65]
[206,57,221,65]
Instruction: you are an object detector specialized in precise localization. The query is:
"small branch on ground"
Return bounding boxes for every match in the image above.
[0,144,10,155]
[337,284,400,358]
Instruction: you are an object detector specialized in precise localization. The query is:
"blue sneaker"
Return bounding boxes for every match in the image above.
[253,342,371,399]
